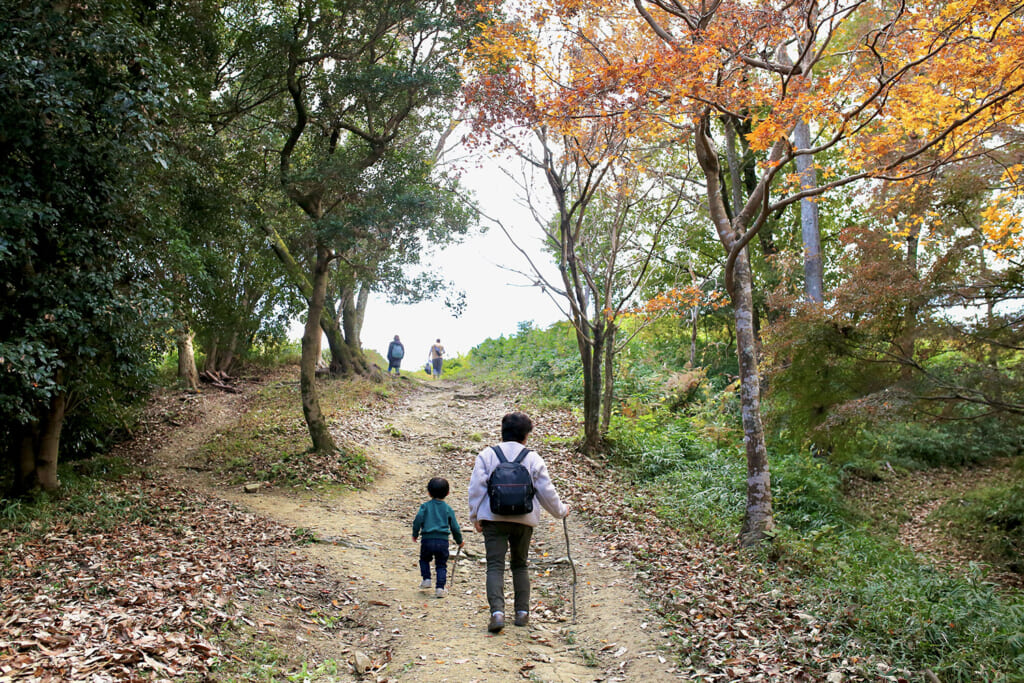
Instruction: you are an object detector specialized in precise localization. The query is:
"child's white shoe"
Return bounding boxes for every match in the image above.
[435,588,446,598]
[420,579,432,589]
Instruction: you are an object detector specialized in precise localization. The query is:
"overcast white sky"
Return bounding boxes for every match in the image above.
[358,156,566,362]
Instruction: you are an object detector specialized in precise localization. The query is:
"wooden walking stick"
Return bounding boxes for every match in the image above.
[450,545,462,585]
[563,517,577,624]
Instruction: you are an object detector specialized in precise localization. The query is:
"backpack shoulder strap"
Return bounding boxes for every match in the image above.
[512,447,531,464]
[491,445,508,463]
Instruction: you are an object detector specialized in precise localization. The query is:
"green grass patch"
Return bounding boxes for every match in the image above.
[199,376,382,491]
[795,531,1024,682]
[208,620,346,681]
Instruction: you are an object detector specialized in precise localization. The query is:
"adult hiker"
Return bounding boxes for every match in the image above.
[386,335,405,375]
[428,338,445,379]
[467,411,569,633]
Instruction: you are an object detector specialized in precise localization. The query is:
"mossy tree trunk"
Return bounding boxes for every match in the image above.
[300,246,338,453]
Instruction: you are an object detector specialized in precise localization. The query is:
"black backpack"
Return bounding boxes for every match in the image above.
[487,446,535,515]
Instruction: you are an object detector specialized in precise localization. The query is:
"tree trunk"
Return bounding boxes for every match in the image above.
[732,249,775,546]
[690,308,699,367]
[574,322,601,454]
[340,287,380,381]
[688,260,699,367]
[36,392,65,492]
[580,322,604,454]
[896,232,921,381]
[341,287,358,349]
[794,120,824,302]
[694,114,775,546]
[176,325,200,390]
[354,284,370,346]
[301,247,338,453]
[13,430,37,497]
[217,320,240,373]
[321,313,352,375]
[203,340,218,373]
[600,324,616,436]
[723,117,744,219]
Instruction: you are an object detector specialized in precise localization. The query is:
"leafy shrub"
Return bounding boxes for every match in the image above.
[469,321,581,400]
[834,417,1024,473]
[770,450,847,535]
[606,411,744,535]
[607,412,707,477]
[608,411,1024,678]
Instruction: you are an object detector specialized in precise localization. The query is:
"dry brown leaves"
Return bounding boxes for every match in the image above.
[0,481,338,681]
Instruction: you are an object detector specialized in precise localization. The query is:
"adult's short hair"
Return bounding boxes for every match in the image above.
[501,412,533,442]
[427,477,449,499]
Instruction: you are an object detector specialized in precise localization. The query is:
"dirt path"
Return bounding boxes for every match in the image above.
[150,378,679,681]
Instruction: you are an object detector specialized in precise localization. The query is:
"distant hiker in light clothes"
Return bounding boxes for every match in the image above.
[413,477,464,598]
[428,338,445,379]
[467,412,569,633]
[386,335,404,375]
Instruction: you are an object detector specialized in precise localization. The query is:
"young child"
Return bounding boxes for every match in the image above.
[412,477,464,598]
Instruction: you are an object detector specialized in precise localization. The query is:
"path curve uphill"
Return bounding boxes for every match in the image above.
[168,377,680,682]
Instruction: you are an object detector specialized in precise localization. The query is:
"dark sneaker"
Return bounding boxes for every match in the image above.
[514,611,529,627]
[488,612,505,633]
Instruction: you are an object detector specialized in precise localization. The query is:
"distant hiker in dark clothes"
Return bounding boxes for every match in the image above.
[413,477,464,598]
[467,412,569,633]
[428,338,445,379]
[386,335,405,375]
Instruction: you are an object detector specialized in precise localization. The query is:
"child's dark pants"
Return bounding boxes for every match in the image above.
[419,538,450,588]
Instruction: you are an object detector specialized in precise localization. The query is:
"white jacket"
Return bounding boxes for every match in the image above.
[468,441,568,527]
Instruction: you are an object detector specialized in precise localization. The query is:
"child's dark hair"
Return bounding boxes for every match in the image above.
[427,477,450,499]
[501,411,533,442]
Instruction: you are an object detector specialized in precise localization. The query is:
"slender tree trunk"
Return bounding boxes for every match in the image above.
[695,114,775,546]
[217,329,238,373]
[36,392,66,492]
[13,430,37,496]
[688,260,699,366]
[354,284,370,346]
[732,250,775,546]
[301,247,338,453]
[176,325,200,390]
[897,232,921,381]
[340,287,380,380]
[794,120,824,302]
[321,314,352,375]
[583,325,604,454]
[723,117,744,218]
[690,306,699,367]
[203,340,218,373]
[600,324,616,436]
[341,288,358,348]
[575,323,602,454]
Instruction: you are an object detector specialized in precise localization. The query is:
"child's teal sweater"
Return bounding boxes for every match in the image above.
[413,498,463,544]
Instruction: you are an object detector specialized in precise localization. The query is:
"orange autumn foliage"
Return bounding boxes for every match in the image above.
[468,0,1024,207]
